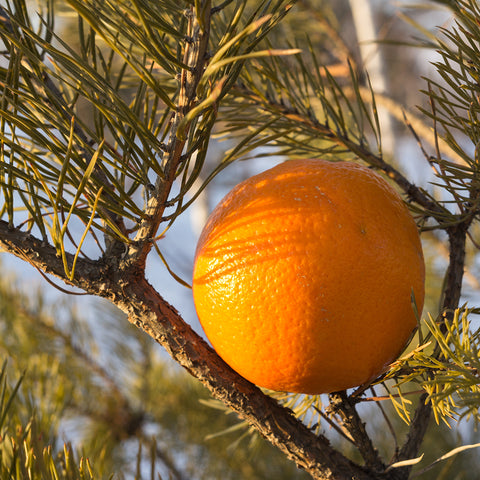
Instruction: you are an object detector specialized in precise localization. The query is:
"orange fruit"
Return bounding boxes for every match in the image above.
[192,159,425,394]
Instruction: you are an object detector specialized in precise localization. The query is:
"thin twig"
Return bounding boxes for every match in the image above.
[370,386,399,455]
[358,389,425,403]
[313,405,356,445]
[327,391,385,472]
[233,84,447,219]
[395,222,470,479]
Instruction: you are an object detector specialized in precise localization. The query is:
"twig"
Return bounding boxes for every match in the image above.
[327,391,385,472]
[233,84,447,220]
[394,221,470,479]
[125,3,212,272]
[313,405,356,445]
[357,389,425,403]
[370,386,399,456]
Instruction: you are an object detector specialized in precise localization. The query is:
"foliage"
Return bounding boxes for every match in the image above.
[386,307,480,426]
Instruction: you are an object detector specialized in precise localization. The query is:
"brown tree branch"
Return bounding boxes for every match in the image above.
[232,85,447,220]
[114,279,374,480]
[392,221,469,480]
[0,219,378,479]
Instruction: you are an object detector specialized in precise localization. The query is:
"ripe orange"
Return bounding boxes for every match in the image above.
[192,159,425,394]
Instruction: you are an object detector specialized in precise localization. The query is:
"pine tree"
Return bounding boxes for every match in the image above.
[0,1,480,479]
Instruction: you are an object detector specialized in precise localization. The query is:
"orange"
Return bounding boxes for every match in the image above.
[192,159,425,394]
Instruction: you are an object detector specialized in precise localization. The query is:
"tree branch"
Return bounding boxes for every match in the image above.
[0,221,99,289]
[328,391,384,473]
[232,85,446,220]
[109,278,377,480]
[393,221,469,479]
[0,219,377,480]
[125,3,211,271]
